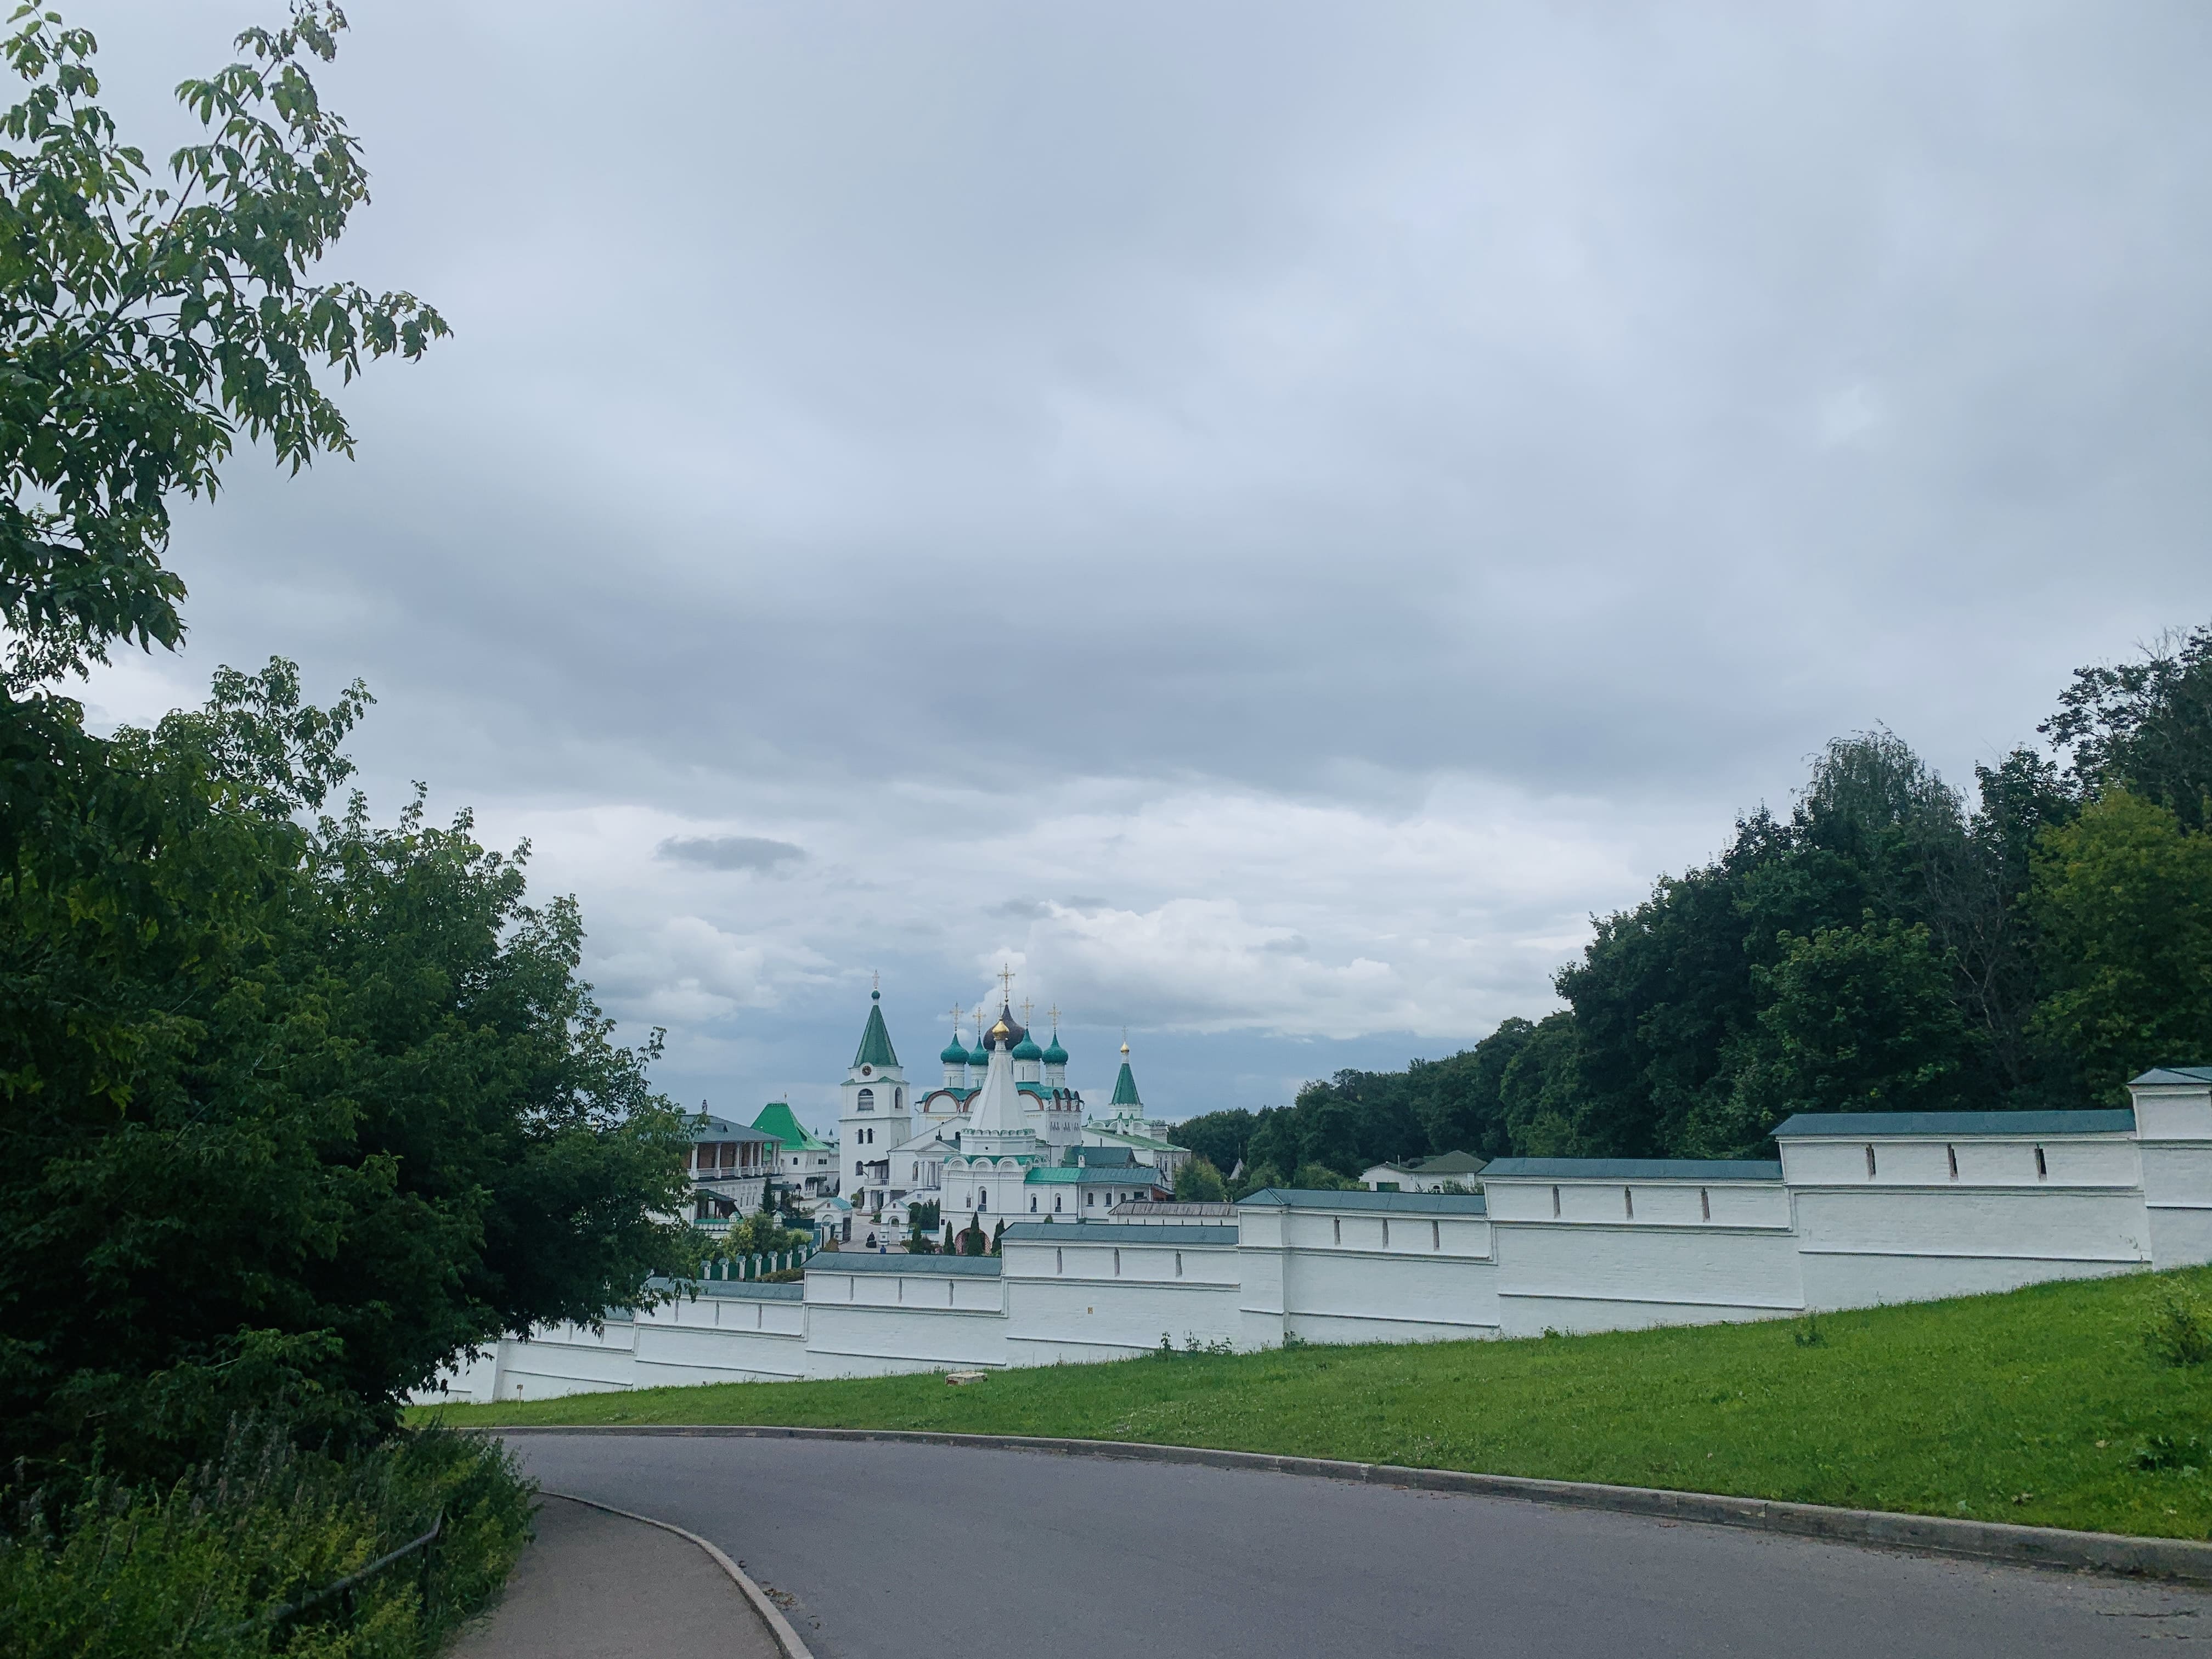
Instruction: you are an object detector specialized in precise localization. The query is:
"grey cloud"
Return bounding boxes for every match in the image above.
[656,836,807,874]
[79,0,2212,1115]
[1262,935,1311,956]
[990,899,1053,919]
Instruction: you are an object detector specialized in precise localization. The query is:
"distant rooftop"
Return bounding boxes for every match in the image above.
[1239,1188,1488,1215]
[1771,1110,2135,1139]
[1483,1158,1783,1182]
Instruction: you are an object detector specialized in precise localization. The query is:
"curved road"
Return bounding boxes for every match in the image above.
[509,1432,2205,1658]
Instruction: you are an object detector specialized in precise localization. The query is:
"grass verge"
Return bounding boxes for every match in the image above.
[414,1265,2212,1541]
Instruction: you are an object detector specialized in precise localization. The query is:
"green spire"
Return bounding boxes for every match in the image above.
[853,991,900,1070]
[1110,1040,1142,1108]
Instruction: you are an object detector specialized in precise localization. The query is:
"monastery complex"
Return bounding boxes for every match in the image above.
[423,992,2212,1406]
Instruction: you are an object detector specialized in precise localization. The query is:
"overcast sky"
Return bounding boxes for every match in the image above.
[74,1,2212,1130]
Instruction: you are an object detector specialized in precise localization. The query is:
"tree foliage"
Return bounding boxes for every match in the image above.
[1204,628,2212,1170]
[0,664,695,1483]
[0,9,686,1492]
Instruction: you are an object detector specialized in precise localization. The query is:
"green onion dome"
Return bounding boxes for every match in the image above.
[1011,1032,1044,1062]
[941,1032,971,1065]
[1042,1032,1068,1065]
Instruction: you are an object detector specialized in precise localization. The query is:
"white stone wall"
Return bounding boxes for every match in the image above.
[1484,1179,1801,1338]
[415,1076,2212,1401]
[1002,1226,1242,1362]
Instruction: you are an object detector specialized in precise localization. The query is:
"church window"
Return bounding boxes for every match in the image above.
[1054,1195,1063,1212]
[1865,1145,1877,1178]
[856,1088,874,1112]
[1947,1144,1959,1179]
[1175,1251,1183,1277]
[1113,1249,1121,1276]
[1551,1186,1560,1217]
[1381,1220,1391,1248]
[895,1088,904,1110]
[1086,1192,1095,1207]
[2034,1145,2048,1180]
[1056,1248,1064,1274]
[1700,1188,1711,1221]
[1431,1221,1440,1250]
[1624,1187,1634,1218]
[1030,1195,1037,1212]
[855,1160,864,1175]
[1332,1218,1341,1244]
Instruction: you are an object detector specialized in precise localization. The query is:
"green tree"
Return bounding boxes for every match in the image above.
[0,3,443,724]
[2045,624,2212,831]
[1170,1108,1255,1173]
[1700,916,1981,1152]
[1173,1157,1228,1201]
[0,665,695,1482]
[2029,792,2212,1098]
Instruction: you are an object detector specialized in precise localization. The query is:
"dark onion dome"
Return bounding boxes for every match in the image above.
[981,1003,1028,1051]
[941,1030,970,1065]
[1042,1029,1068,1066]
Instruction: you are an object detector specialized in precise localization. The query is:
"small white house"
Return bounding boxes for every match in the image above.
[1363,1150,1486,1192]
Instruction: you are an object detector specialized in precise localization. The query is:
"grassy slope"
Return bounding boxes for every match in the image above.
[416,1265,2212,1539]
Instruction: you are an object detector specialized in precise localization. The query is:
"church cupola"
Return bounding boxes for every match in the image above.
[1042,1008,1068,1086]
[1109,1037,1143,1120]
[940,1019,972,1088]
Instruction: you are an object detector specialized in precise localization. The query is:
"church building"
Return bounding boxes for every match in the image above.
[834,988,1170,1224]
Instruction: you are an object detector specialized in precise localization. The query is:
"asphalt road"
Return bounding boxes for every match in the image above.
[508,1432,2209,1658]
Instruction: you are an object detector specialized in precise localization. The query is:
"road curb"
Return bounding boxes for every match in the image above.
[503,1424,2212,1585]
[539,1489,817,1659]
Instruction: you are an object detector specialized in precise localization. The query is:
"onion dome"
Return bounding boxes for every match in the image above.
[941,1030,971,1065]
[1042,1030,1068,1066]
[982,1003,1028,1051]
[1012,1031,1043,1062]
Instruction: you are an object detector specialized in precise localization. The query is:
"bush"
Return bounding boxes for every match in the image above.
[0,1418,532,1658]
[2145,1299,2212,1367]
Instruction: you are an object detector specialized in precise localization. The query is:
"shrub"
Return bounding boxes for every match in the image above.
[2145,1299,2212,1367]
[0,1418,531,1659]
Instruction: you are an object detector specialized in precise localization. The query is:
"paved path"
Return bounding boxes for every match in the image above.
[507,1432,2210,1658]
[448,1492,780,1659]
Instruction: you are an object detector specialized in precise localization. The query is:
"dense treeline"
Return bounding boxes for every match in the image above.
[1177,628,2212,1186]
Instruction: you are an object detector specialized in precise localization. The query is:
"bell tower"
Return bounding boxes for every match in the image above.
[838,980,910,1214]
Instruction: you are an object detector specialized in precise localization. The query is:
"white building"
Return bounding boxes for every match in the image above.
[1363,1151,1486,1192]
[421,1066,2212,1402]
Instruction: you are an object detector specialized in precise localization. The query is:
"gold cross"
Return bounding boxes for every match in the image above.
[1048,1003,1060,1030]
[1021,998,1034,1025]
[947,1001,966,1031]
[998,964,1015,1003]
[872,968,880,994]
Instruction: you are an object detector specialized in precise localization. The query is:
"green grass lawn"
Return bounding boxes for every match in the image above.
[416,1265,2212,1540]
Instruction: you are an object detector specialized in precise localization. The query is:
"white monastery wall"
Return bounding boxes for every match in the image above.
[1001,1224,1242,1362]
[415,1074,2212,1402]
[1237,1197,1500,1346]
[800,1259,1010,1378]
[1480,1166,1802,1338]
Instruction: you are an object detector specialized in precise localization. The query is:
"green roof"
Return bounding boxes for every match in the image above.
[1024,1164,1169,1186]
[830,1253,1003,1277]
[1011,1032,1043,1061]
[852,994,900,1070]
[940,1032,970,1065]
[1001,1222,1235,1244]
[1483,1158,1782,1181]
[2133,1067,2212,1086]
[1086,1126,1177,1153]
[1771,1110,2134,1139]
[751,1101,830,1151]
[1239,1188,1488,1215]
[1042,1032,1068,1065]
[1110,1058,1142,1108]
